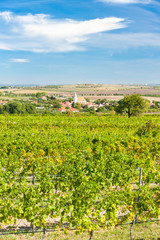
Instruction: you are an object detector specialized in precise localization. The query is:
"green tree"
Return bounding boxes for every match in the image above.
[115,94,149,118]
[85,98,90,102]
[0,105,4,114]
[25,103,36,114]
[5,101,23,114]
[72,102,81,110]
[96,106,106,112]
[88,107,95,114]
[50,96,56,100]
[52,100,62,109]
[94,99,101,104]
[35,92,47,98]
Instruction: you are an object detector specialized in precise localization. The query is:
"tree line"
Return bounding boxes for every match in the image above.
[0,101,36,114]
[0,94,154,116]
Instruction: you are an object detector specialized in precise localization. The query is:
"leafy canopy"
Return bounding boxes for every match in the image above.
[115,94,149,118]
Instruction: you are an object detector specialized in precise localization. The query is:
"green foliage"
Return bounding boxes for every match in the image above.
[94,99,108,105]
[72,102,81,110]
[25,103,36,114]
[36,92,47,98]
[96,107,106,112]
[115,94,149,118]
[0,115,159,239]
[0,105,4,114]
[51,100,62,109]
[85,98,90,102]
[136,120,160,137]
[6,101,24,114]
[88,107,96,114]
[1,102,36,114]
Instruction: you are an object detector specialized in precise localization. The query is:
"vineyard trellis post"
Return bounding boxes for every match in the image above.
[32,173,35,185]
[42,226,46,240]
[139,168,142,186]
[137,167,142,219]
[48,155,50,167]
[67,132,69,141]
[130,167,143,240]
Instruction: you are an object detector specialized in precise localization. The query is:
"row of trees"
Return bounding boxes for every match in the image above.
[0,94,152,116]
[0,102,36,114]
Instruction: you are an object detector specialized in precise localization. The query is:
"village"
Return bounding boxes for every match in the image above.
[0,90,160,114]
[56,93,110,113]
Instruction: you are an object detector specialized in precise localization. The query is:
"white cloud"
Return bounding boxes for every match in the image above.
[0,12,126,53]
[98,0,152,4]
[9,58,29,63]
[0,11,12,22]
[87,32,160,49]
[0,43,11,50]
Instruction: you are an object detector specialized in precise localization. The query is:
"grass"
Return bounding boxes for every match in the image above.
[1,222,160,240]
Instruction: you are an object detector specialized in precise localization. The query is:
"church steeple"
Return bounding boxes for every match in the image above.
[73,92,78,103]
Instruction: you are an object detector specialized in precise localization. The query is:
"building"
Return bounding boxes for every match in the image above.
[0,100,8,105]
[61,101,72,108]
[39,96,47,100]
[57,107,79,113]
[73,93,86,105]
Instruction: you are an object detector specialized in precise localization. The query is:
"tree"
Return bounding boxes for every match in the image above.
[52,100,62,109]
[115,94,149,118]
[0,105,4,114]
[94,99,101,104]
[96,106,106,113]
[72,102,81,110]
[6,101,23,114]
[85,98,90,102]
[88,107,95,114]
[25,103,36,114]
[50,96,56,100]
[35,92,47,98]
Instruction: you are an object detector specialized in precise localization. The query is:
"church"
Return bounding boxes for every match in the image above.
[73,93,86,105]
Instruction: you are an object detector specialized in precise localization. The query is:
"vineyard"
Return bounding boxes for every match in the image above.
[0,114,160,239]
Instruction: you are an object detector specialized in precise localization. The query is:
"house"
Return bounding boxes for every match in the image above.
[57,107,67,112]
[57,107,79,113]
[36,106,45,110]
[68,108,79,113]
[59,95,66,98]
[61,101,72,108]
[39,96,47,100]
[31,101,38,104]
[149,101,155,106]
[0,100,8,105]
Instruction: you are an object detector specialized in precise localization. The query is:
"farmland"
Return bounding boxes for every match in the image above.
[0,84,160,115]
[1,84,160,101]
[0,114,160,239]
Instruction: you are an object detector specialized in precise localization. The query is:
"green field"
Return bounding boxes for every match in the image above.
[0,114,160,240]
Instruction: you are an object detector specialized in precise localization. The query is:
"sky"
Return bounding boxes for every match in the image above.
[0,0,160,85]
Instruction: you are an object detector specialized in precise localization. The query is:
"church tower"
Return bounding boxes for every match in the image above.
[73,92,78,103]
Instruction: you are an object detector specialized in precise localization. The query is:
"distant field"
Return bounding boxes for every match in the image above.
[1,84,160,101]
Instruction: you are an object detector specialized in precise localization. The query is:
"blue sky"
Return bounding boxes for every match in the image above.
[0,0,160,85]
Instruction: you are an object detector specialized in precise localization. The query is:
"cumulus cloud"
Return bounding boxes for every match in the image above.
[9,58,29,63]
[98,0,152,4]
[0,11,126,52]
